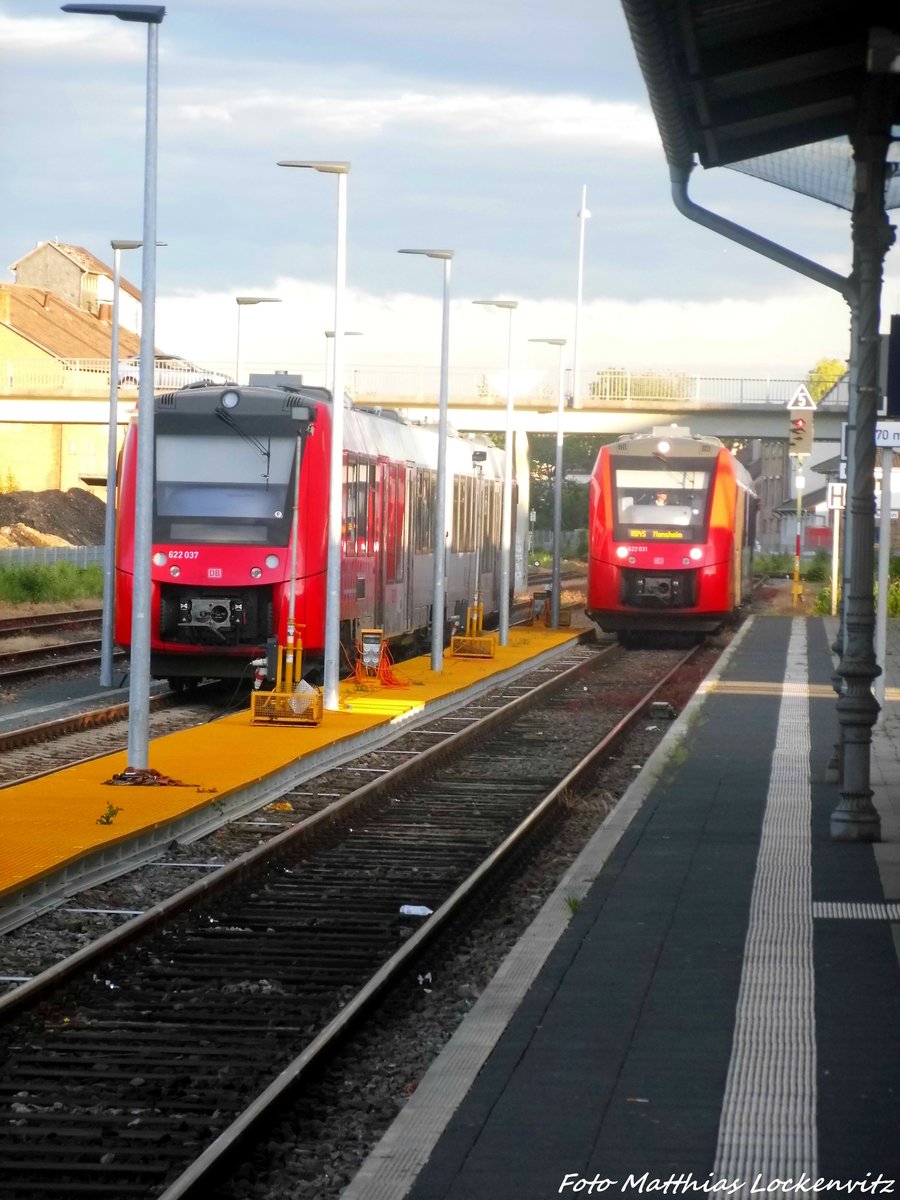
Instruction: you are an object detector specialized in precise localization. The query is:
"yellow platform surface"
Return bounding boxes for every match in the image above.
[0,625,582,900]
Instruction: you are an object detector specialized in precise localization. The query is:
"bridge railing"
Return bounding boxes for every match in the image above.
[1,358,810,408]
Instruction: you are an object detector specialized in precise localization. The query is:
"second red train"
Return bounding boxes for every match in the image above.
[585,426,757,641]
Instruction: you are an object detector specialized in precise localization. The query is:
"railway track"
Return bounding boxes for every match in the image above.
[0,609,103,638]
[0,591,582,783]
[0,684,236,787]
[0,637,708,1200]
[0,608,114,684]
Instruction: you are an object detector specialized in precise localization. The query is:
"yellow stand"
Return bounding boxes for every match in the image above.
[250,623,324,726]
[451,594,497,658]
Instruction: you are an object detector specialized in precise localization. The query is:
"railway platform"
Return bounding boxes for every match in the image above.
[0,621,584,926]
[344,614,900,1199]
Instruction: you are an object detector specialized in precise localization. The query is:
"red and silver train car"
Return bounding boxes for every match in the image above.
[114,379,508,686]
[585,426,757,639]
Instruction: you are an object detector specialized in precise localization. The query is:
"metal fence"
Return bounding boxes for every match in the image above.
[1,357,812,409]
[531,529,588,554]
[0,545,104,568]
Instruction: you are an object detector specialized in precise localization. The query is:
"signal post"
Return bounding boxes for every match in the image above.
[787,386,815,605]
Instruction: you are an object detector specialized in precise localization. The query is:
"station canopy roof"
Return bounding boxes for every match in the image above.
[619,0,900,211]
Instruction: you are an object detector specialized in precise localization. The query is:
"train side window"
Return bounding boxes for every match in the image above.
[362,460,375,555]
[481,480,499,572]
[343,455,375,556]
[414,469,436,552]
[342,456,356,552]
[385,462,406,583]
[453,475,476,553]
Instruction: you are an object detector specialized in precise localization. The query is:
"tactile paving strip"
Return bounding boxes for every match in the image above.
[714,619,817,1179]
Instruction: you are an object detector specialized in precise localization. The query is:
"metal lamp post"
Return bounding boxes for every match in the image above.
[100,238,142,689]
[473,299,518,644]
[572,185,590,409]
[399,249,454,671]
[63,2,165,772]
[277,160,350,712]
[529,337,567,628]
[235,297,280,384]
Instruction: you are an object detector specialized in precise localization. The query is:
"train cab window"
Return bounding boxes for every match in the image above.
[612,463,711,542]
[155,430,296,545]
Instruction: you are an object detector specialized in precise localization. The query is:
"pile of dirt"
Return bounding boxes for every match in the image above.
[0,489,107,549]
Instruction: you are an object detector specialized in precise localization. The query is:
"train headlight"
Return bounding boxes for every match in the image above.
[169,565,181,577]
[221,390,240,409]
[615,546,629,560]
[265,554,280,569]
[656,439,670,454]
[689,547,703,561]
[153,551,168,567]
[250,566,263,579]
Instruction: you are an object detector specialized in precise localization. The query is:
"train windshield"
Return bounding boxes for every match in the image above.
[611,461,712,543]
[155,430,297,544]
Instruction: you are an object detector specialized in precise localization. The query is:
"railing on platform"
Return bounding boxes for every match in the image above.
[0,358,812,409]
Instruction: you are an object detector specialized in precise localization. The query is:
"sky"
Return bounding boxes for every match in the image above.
[2,0,898,385]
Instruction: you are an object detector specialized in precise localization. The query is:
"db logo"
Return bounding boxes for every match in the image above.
[207,568,222,579]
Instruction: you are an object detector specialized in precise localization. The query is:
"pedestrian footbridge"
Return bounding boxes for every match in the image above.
[0,360,849,442]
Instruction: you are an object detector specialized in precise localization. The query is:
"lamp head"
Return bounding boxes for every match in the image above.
[398,249,453,261]
[277,160,350,174]
[473,299,518,310]
[61,3,165,22]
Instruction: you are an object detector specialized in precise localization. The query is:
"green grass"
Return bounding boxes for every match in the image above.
[756,549,831,581]
[0,562,104,605]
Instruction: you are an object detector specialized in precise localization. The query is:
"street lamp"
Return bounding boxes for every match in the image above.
[277,160,350,711]
[399,249,454,671]
[100,237,156,689]
[324,329,362,393]
[572,185,590,409]
[63,2,165,772]
[100,238,141,691]
[473,298,518,644]
[235,296,281,384]
[530,338,567,628]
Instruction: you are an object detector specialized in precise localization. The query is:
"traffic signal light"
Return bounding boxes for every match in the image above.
[788,413,813,456]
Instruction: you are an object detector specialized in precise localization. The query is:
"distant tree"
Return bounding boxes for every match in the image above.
[805,357,846,402]
[526,434,619,531]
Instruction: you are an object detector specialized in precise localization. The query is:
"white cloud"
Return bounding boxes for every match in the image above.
[0,12,142,60]
[152,275,853,386]
[174,87,658,150]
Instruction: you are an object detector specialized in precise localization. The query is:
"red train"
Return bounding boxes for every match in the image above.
[585,426,757,640]
[114,378,508,686]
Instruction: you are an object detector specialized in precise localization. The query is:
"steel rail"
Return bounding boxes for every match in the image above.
[0,637,702,1199]
[156,639,702,1200]
[0,608,102,636]
[0,642,606,1021]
